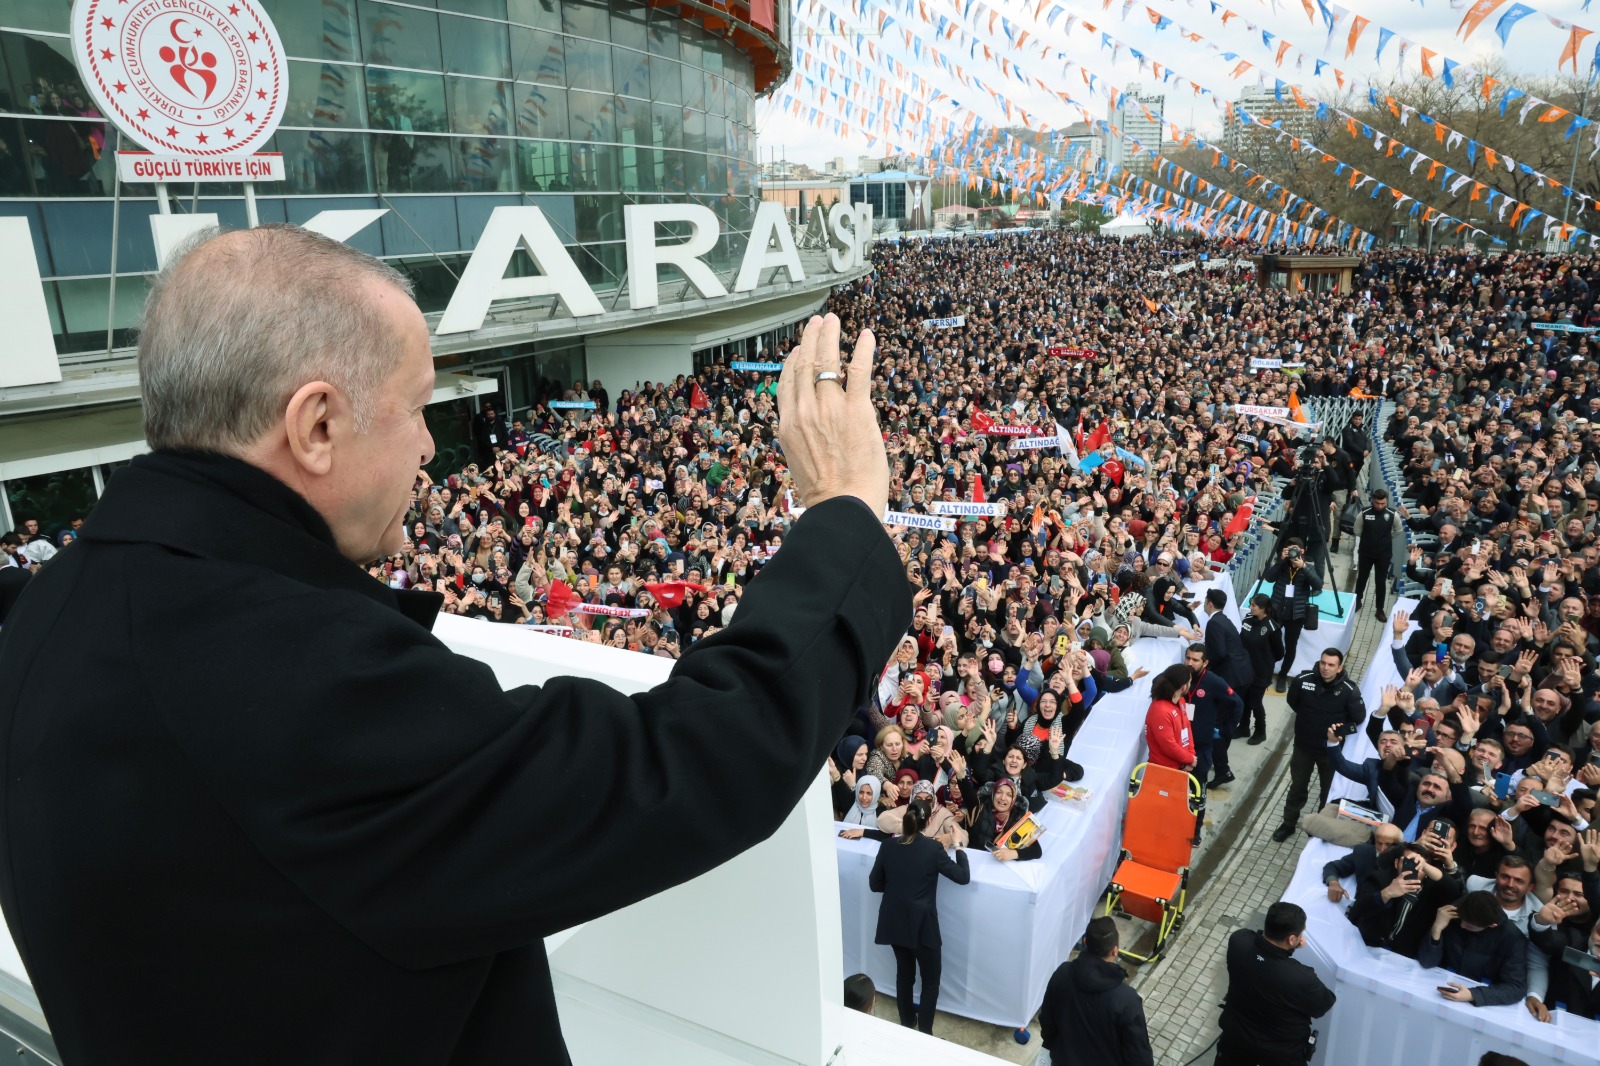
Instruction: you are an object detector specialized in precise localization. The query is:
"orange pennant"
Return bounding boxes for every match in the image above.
[1346,16,1369,58]
[1561,27,1594,73]
[1420,48,1437,78]
[1456,0,1509,40]
[1481,77,1497,101]
[1540,107,1570,123]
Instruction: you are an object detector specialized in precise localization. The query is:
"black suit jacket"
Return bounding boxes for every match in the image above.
[1321,842,1385,891]
[0,451,910,1066]
[868,833,970,948]
[1204,612,1254,690]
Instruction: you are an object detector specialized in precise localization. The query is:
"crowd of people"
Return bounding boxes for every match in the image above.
[5,227,1600,1047]
[0,75,111,198]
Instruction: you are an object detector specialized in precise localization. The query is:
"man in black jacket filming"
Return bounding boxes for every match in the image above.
[1216,902,1336,1066]
[1039,916,1154,1066]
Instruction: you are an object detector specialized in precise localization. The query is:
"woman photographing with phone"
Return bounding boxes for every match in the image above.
[868,797,971,1034]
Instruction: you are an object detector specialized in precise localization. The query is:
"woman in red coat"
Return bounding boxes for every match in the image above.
[1144,663,1197,772]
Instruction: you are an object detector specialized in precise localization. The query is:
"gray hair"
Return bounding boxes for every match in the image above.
[138,224,416,452]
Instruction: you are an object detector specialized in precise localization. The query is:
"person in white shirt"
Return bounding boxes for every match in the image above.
[1466,854,1553,1021]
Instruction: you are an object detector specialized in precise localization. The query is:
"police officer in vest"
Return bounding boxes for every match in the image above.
[1352,488,1398,623]
[1215,902,1336,1066]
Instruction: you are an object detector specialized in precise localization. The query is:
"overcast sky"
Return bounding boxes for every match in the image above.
[757,0,1596,168]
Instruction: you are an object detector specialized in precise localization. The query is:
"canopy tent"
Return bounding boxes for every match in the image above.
[1100,214,1152,239]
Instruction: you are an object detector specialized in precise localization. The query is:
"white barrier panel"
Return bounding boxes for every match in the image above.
[836,637,1185,1027]
[1283,840,1600,1066]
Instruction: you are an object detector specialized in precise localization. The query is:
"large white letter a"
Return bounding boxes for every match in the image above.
[437,206,604,335]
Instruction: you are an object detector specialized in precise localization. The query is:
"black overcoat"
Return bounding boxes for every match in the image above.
[0,450,909,1065]
[868,832,970,948]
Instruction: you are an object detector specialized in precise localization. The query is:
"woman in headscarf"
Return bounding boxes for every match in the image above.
[830,736,870,818]
[839,775,883,827]
[973,732,1046,809]
[888,767,921,807]
[877,780,969,848]
[969,778,1043,862]
[1015,689,1083,785]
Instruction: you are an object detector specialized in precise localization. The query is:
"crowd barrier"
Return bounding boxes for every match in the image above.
[1299,596,1600,1063]
[835,634,1186,1028]
[1284,839,1600,1066]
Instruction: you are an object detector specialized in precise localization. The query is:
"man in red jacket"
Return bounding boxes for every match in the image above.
[1145,663,1197,772]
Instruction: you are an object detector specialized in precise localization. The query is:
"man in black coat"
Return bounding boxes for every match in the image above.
[1273,648,1365,842]
[1352,488,1399,622]
[1039,916,1153,1066]
[1322,822,1404,904]
[1340,410,1371,475]
[1202,589,1254,691]
[471,399,509,464]
[1239,594,1283,744]
[1216,903,1335,1066]
[0,226,910,1066]
[1321,438,1355,554]
[1542,914,1600,1018]
[1347,840,1466,959]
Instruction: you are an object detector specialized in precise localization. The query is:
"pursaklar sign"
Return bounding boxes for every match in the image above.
[0,198,875,390]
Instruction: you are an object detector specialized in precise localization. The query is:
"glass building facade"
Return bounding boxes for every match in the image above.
[0,0,772,357]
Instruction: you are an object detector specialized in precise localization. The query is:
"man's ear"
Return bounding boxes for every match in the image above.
[284,380,340,477]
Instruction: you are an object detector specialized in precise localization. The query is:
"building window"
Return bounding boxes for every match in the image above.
[359,0,442,70]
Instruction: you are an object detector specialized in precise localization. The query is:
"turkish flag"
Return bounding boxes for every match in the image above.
[1224,499,1256,538]
[644,581,708,609]
[1083,420,1111,453]
[970,410,995,434]
[972,472,986,503]
[1101,459,1125,486]
[544,580,582,616]
[690,383,710,410]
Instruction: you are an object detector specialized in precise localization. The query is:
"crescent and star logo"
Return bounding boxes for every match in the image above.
[73,0,287,157]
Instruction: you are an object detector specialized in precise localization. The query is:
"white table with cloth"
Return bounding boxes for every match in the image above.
[835,637,1186,1028]
[1282,838,1600,1065]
